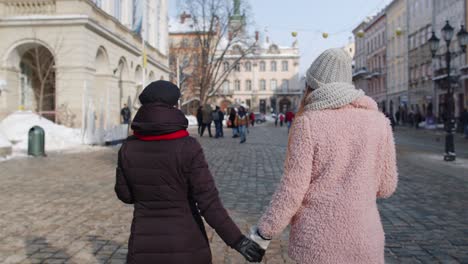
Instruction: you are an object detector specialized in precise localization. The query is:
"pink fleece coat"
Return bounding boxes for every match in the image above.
[258,96,398,264]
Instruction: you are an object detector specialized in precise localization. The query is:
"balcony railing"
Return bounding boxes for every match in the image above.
[4,0,56,15]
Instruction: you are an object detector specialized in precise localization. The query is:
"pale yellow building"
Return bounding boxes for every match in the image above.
[0,0,170,129]
[386,0,408,116]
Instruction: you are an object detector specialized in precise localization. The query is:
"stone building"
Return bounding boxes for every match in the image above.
[352,21,370,95]
[217,36,302,114]
[0,0,170,128]
[386,0,408,117]
[407,0,434,117]
[364,11,388,112]
[433,0,467,119]
[168,12,203,115]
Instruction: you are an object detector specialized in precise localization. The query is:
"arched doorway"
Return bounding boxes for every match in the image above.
[279,98,291,113]
[132,65,143,110]
[116,57,129,108]
[10,43,56,121]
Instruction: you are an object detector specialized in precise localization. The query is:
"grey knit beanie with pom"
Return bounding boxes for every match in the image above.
[304,48,364,111]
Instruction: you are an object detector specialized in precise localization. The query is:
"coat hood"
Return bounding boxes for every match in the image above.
[131,102,188,135]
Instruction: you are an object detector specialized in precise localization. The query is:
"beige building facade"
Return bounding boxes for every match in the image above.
[386,0,408,116]
[217,38,302,114]
[0,0,170,129]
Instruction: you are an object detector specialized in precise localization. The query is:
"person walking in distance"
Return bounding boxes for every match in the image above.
[235,106,249,144]
[196,106,203,136]
[285,110,295,133]
[200,104,213,137]
[229,108,239,138]
[121,104,131,124]
[213,106,224,138]
[115,80,264,264]
[279,113,285,127]
[249,111,255,127]
[273,112,278,127]
[248,49,398,264]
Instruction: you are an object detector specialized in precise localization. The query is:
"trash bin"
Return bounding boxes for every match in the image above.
[28,126,45,157]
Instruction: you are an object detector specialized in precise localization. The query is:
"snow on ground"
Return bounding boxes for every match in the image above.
[0,131,11,149]
[186,115,198,126]
[0,111,83,153]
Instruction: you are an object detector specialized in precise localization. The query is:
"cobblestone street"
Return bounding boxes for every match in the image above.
[0,124,467,263]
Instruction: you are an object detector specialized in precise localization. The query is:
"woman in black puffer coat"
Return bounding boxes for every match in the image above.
[115,81,264,264]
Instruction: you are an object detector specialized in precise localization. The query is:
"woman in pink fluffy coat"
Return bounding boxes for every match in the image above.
[249,48,398,264]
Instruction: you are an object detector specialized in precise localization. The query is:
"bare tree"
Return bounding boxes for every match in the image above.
[20,31,68,121]
[181,0,255,105]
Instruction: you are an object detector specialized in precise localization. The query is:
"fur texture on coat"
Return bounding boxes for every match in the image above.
[257,95,398,264]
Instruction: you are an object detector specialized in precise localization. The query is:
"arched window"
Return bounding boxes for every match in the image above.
[259,61,266,72]
[259,79,266,91]
[234,63,241,72]
[223,62,229,72]
[244,62,252,72]
[245,80,252,91]
[271,61,277,72]
[234,80,241,91]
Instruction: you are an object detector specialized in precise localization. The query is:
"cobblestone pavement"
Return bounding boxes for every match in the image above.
[0,124,467,263]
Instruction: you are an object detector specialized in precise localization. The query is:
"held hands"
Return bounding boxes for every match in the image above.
[249,226,271,250]
[234,235,265,263]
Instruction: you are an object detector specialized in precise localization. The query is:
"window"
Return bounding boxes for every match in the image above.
[245,62,252,72]
[234,63,241,72]
[235,80,241,91]
[245,80,252,91]
[282,61,289,72]
[270,79,277,91]
[114,0,122,21]
[259,61,266,72]
[271,61,277,72]
[259,79,266,91]
[223,80,230,93]
[94,0,102,8]
[223,62,229,72]
[282,79,289,91]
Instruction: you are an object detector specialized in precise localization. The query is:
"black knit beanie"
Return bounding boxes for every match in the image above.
[139,80,180,106]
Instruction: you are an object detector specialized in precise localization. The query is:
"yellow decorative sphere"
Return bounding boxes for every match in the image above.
[322,32,329,39]
[395,27,403,36]
[292,31,298,37]
[357,30,365,38]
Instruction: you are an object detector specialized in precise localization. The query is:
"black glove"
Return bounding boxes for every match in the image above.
[234,235,265,263]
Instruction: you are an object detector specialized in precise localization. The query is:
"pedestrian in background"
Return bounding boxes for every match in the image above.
[249,49,398,264]
[213,106,224,138]
[285,110,295,133]
[115,80,264,263]
[196,106,203,136]
[249,111,255,127]
[229,108,239,138]
[120,104,131,124]
[395,109,401,126]
[201,104,213,137]
[235,106,249,144]
[279,113,285,127]
[273,112,278,127]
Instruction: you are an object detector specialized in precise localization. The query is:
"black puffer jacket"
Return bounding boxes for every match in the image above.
[115,103,242,264]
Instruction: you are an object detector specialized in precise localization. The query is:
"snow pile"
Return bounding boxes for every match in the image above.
[0,111,82,151]
[0,131,11,148]
[186,115,198,126]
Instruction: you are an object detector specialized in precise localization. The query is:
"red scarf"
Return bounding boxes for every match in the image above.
[134,130,189,141]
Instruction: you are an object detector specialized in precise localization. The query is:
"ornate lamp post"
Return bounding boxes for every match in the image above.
[429,21,468,161]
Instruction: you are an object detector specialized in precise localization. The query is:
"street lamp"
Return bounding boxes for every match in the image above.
[429,20,468,161]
